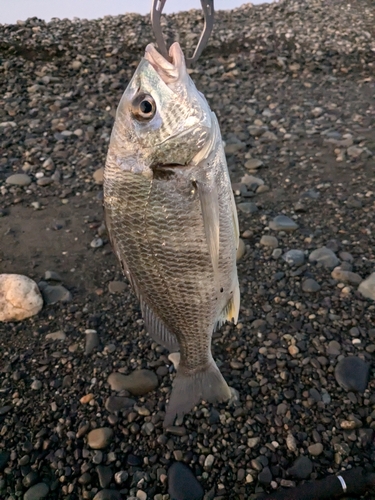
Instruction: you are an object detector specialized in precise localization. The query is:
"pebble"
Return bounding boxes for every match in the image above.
[107,370,158,395]
[331,267,362,285]
[41,284,72,305]
[237,202,258,214]
[240,174,264,187]
[91,237,104,248]
[282,249,305,267]
[334,357,370,393]
[236,238,246,261]
[358,273,375,300]
[0,274,43,322]
[96,465,113,488]
[108,280,126,293]
[168,462,204,500]
[288,456,313,479]
[24,482,49,500]
[105,396,135,412]
[31,380,42,390]
[258,466,272,484]
[85,330,100,355]
[0,451,10,471]
[87,428,114,449]
[93,490,121,500]
[245,158,263,170]
[309,247,339,269]
[45,330,66,341]
[302,278,321,293]
[6,173,31,186]
[308,443,323,456]
[269,215,298,232]
[260,235,278,248]
[93,167,104,184]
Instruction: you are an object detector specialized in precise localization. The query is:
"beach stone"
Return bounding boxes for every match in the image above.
[237,202,258,214]
[288,456,313,479]
[309,247,339,269]
[41,284,72,304]
[45,330,66,341]
[107,370,158,395]
[93,167,104,184]
[358,273,375,300]
[308,443,323,456]
[85,330,100,355]
[168,352,181,371]
[168,462,204,500]
[108,280,126,293]
[282,249,305,267]
[93,490,121,500]
[0,451,10,471]
[302,278,321,293]
[245,158,263,170]
[24,482,49,500]
[87,428,114,449]
[258,467,272,485]
[96,466,113,488]
[260,235,278,248]
[335,357,370,393]
[6,173,31,186]
[269,215,298,232]
[331,267,362,285]
[105,396,135,412]
[0,274,43,322]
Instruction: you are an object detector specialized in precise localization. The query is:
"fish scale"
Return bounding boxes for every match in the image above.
[104,42,240,426]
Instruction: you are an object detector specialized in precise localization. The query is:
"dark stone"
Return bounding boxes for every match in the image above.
[127,454,142,467]
[335,357,370,393]
[0,451,10,471]
[96,466,113,489]
[258,466,272,484]
[93,490,121,500]
[288,456,313,479]
[168,462,204,500]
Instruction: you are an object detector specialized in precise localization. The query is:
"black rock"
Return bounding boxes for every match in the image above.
[93,490,121,500]
[127,454,142,467]
[258,466,272,485]
[168,462,204,500]
[0,451,10,471]
[288,456,313,479]
[96,465,113,489]
[335,356,370,393]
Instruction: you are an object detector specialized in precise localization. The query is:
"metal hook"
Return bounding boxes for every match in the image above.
[150,0,215,67]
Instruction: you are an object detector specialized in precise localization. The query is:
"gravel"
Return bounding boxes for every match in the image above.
[0,0,374,498]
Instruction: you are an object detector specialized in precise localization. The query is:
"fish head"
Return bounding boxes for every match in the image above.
[110,42,212,176]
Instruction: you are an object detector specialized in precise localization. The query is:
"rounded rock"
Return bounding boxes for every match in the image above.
[107,370,158,396]
[308,443,323,456]
[24,482,49,500]
[87,428,114,449]
[168,462,204,500]
[6,173,32,186]
[0,274,43,322]
[335,357,370,393]
[260,235,278,248]
[269,215,298,232]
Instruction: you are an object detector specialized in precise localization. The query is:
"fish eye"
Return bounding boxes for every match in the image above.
[131,94,156,122]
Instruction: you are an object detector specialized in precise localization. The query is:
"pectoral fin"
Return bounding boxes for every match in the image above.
[196,180,220,284]
[215,275,240,329]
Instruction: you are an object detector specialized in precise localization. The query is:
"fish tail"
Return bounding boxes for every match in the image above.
[163,358,232,427]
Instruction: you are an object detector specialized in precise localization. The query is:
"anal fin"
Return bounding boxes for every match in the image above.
[141,300,180,352]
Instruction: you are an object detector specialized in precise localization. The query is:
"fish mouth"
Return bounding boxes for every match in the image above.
[144,42,186,85]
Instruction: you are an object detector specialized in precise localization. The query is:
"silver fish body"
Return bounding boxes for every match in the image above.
[104,42,240,426]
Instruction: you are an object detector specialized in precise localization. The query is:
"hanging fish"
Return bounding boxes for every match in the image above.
[104,41,240,426]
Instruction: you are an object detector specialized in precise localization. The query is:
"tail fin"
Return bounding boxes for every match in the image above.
[163,359,232,427]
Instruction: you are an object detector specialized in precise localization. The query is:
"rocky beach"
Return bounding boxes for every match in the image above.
[0,0,375,498]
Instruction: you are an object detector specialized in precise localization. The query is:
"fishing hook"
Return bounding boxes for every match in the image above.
[151,0,214,67]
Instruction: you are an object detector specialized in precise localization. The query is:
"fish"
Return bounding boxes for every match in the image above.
[104,41,240,426]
